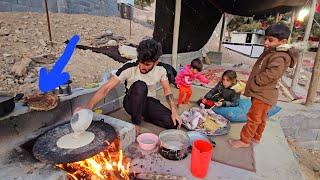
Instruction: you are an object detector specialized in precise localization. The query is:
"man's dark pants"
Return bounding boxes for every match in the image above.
[123,81,176,129]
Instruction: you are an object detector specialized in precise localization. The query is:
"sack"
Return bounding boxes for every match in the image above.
[212,99,282,122]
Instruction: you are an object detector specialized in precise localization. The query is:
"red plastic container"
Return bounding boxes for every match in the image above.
[190,140,213,178]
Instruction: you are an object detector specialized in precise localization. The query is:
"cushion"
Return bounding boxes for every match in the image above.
[212,99,282,122]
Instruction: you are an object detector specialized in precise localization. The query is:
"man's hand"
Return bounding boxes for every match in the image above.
[171,111,182,128]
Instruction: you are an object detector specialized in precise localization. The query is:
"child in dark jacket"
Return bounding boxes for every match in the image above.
[199,70,240,108]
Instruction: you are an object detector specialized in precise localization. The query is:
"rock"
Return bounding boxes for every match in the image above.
[15,29,21,34]
[25,77,36,83]
[7,79,14,85]
[5,56,15,64]
[107,40,118,46]
[18,78,24,84]
[106,29,113,36]
[11,57,32,77]
[3,53,12,58]
[0,28,10,36]
[39,39,46,46]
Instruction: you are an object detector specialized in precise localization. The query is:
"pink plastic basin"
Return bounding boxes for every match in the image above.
[137,133,159,151]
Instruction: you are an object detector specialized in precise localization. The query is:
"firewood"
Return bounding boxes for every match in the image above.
[134,173,186,180]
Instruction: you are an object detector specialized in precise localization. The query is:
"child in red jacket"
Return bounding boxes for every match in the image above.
[175,59,209,108]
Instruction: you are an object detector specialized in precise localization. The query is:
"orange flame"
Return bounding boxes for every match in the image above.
[57,150,130,180]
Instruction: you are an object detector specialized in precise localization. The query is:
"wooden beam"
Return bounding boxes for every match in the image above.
[305,45,320,106]
[291,0,317,91]
[218,13,226,52]
[288,8,296,43]
[172,0,182,70]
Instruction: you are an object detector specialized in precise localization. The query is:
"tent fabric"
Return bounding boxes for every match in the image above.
[153,0,307,54]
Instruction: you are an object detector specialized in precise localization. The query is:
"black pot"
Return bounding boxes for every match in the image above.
[0,93,24,117]
[158,130,190,161]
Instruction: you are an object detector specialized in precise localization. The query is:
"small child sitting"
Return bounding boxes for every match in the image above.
[199,70,241,108]
[175,58,209,108]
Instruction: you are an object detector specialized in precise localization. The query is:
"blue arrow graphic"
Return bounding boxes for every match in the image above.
[39,34,80,93]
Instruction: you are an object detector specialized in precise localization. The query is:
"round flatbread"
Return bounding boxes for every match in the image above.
[25,93,58,111]
[57,132,95,149]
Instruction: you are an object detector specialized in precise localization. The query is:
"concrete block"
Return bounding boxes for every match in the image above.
[0,100,72,154]
[159,49,203,69]
[207,51,222,65]
[0,0,16,3]
[57,0,68,13]
[71,92,104,113]
[295,129,318,142]
[0,1,12,12]
[296,141,320,150]
[78,0,91,7]
[11,4,30,12]
[29,6,43,12]
[17,0,31,6]
[94,114,136,150]
[46,0,58,12]
[30,0,43,8]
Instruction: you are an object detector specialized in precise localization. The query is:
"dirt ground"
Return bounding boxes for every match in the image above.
[0,12,152,95]
[287,139,320,180]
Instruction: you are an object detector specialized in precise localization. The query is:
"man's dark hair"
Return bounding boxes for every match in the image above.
[190,58,203,72]
[222,70,237,82]
[137,39,162,63]
[265,23,291,40]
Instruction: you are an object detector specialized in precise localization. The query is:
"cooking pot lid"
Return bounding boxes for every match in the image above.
[33,121,116,164]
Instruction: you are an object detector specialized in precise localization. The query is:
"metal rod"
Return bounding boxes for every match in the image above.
[44,0,53,46]
[171,0,182,70]
[218,13,225,52]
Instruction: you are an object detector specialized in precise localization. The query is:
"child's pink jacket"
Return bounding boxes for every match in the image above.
[175,65,209,87]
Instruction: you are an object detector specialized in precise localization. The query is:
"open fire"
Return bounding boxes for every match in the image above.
[56,139,132,180]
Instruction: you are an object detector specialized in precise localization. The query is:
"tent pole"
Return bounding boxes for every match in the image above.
[218,13,225,52]
[291,0,317,92]
[306,45,320,106]
[288,8,296,43]
[276,12,280,22]
[44,0,53,47]
[172,0,181,70]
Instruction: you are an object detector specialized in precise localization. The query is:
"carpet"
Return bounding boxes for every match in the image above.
[212,123,256,172]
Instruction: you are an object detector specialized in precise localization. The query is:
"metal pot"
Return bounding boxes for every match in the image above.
[158,129,190,161]
[0,93,24,117]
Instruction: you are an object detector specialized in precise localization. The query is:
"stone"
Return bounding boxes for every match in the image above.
[7,79,14,85]
[3,53,12,58]
[5,57,15,64]
[0,28,10,36]
[11,57,32,77]
[107,40,118,46]
[106,29,113,36]
[39,39,46,46]
[18,79,24,84]
[15,29,21,34]
[25,77,36,83]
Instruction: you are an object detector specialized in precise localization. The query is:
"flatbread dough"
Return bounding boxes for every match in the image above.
[57,132,95,149]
